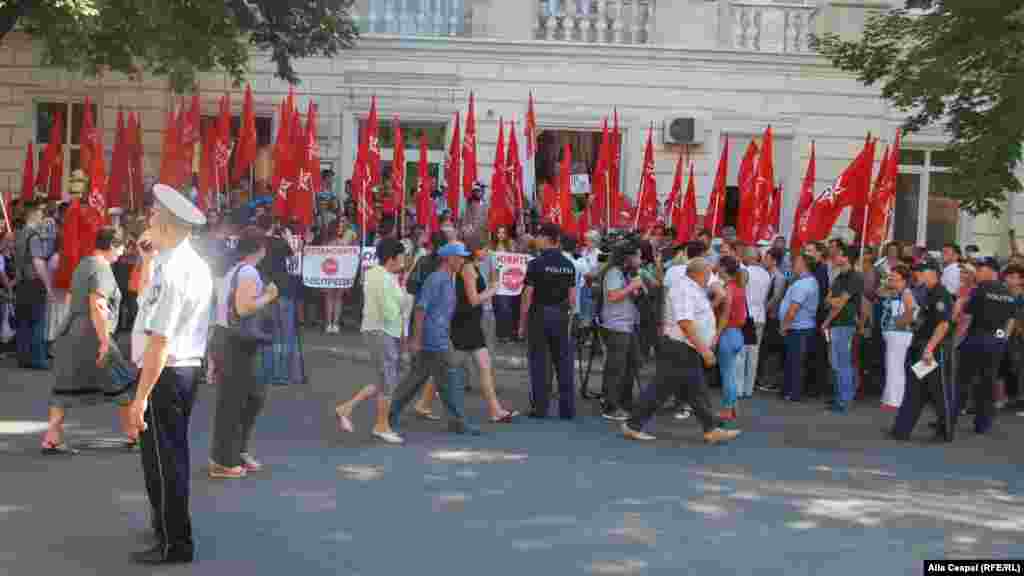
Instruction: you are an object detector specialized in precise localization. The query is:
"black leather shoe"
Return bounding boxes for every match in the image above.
[131,544,193,565]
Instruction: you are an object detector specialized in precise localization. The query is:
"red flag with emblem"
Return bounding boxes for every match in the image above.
[416,132,436,232]
[635,126,657,231]
[463,92,478,202]
[446,112,461,219]
[791,142,817,251]
[735,139,759,243]
[179,94,200,187]
[353,121,376,233]
[54,199,81,291]
[703,137,728,236]
[367,96,381,190]
[802,137,874,244]
[271,99,294,220]
[559,144,577,234]
[81,98,106,219]
[128,112,143,210]
[291,102,318,229]
[665,152,684,226]
[677,162,698,244]
[488,119,509,232]
[389,116,405,219]
[591,118,611,230]
[19,142,33,203]
[751,126,775,243]
[526,92,537,159]
[215,95,232,194]
[233,84,257,185]
[849,135,876,241]
[107,109,129,210]
[865,131,900,247]
[759,184,782,243]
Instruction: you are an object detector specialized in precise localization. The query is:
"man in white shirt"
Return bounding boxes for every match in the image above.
[741,246,771,398]
[621,257,741,445]
[941,243,961,296]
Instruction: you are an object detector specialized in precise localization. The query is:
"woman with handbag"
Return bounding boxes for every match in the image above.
[716,256,749,424]
[42,227,136,454]
[209,228,278,479]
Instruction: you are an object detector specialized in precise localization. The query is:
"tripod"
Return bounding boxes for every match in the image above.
[575,316,604,400]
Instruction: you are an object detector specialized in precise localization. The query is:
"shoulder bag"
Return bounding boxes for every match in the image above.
[227,265,273,345]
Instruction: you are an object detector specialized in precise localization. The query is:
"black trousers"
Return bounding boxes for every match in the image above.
[602,329,640,412]
[527,306,575,419]
[892,345,954,440]
[961,335,1006,434]
[141,366,199,555]
[628,338,718,434]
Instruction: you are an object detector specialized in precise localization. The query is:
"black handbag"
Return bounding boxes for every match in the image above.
[227,264,273,345]
[742,316,758,345]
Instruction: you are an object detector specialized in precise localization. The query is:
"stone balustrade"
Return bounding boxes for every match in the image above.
[729,1,818,53]
[361,0,469,36]
[534,0,655,44]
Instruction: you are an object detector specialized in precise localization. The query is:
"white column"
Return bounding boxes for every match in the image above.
[450,0,464,34]
[630,0,644,44]
[610,0,624,43]
[596,0,609,42]
[544,0,559,40]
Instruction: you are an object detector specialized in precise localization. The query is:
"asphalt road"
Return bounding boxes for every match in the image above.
[1,330,1022,576]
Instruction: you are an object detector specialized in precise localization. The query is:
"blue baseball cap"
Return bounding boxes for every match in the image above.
[438,242,471,258]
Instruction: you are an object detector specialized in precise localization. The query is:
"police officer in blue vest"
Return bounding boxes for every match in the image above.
[959,256,1016,435]
[890,259,954,442]
[124,184,213,565]
[519,223,577,419]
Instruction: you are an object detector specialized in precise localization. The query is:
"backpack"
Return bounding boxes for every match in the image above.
[406,253,440,298]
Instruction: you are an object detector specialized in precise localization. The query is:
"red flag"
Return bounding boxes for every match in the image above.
[54,199,81,291]
[19,142,33,203]
[488,119,509,232]
[665,152,684,225]
[416,133,436,232]
[760,184,782,243]
[390,116,405,220]
[198,123,215,213]
[463,92,478,202]
[559,144,577,234]
[107,110,128,210]
[635,127,657,231]
[291,103,318,230]
[526,92,537,159]
[591,118,611,230]
[214,95,232,193]
[233,84,257,184]
[735,139,759,243]
[159,106,178,187]
[82,98,106,217]
[506,119,524,228]
[751,126,775,243]
[677,162,698,244]
[610,109,623,227]
[367,96,381,188]
[80,97,95,175]
[791,142,817,251]
[704,137,729,236]
[849,135,876,240]
[128,112,143,210]
[287,110,303,223]
[802,138,874,244]
[353,121,376,232]
[865,131,900,246]
[271,100,294,219]
[541,181,558,225]
[446,113,461,219]
[36,110,64,201]
[179,94,200,187]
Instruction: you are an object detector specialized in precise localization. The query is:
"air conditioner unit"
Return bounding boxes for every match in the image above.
[663,117,704,145]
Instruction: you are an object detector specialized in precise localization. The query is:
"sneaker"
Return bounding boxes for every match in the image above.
[371,430,404,444]
[757,383,779,392]
[719,419,741,430]
[208,463,246,479]
[704,428,741,444]
[673,409,692,421]
[601,409,630,422]
[621,423,656,441]
[239,453,263,472]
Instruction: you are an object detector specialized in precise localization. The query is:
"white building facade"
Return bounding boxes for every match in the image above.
[0,0,1019,253]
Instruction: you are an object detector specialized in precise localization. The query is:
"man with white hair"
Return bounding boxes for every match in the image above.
[622,257,741,444]
[741,245,771,398]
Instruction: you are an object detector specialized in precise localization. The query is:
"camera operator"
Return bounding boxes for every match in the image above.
[599,236,646,421]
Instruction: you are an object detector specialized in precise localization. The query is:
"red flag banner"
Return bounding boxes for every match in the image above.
[704,137,729,236]
[591,118,611,230]
[677,162,698,244]
[416,133,436,232]
[272,99,293,220]
[735,139,759,243]
[36,110,64,201]
[610,109,623,227]
[666,153,684,228]
[864,131,900,247]
[849,135,876,240]
[751,126,775,243]
[488,119,510,232]
[791,142,817,251]
[446,113,461,219]
[233,84,257,185]
[506,119,524,229]
[391,116,405,220]
[526,92,537,159]
[559,143,577,235]
[128,112,143,210]
[107,110,128,210]
[635,126,657,231]
[463,92,477,202]
[801,138,874,244]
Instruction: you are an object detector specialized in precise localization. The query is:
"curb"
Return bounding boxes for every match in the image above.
[313,345,603,373]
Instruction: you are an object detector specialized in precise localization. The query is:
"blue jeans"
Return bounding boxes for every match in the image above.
[783,329,813,400]
[261,296,304,386]
[830,325,856,410]
[16,301,48,369]
[717,328,744,409]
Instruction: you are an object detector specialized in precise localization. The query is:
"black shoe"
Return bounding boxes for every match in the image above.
[886,429,911,441]
[527,411,546,419]
[927,421,940,430]
[131,544,193,565]
[930,432,953,443]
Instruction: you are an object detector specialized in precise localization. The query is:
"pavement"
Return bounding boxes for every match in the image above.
[1,328,1023,576]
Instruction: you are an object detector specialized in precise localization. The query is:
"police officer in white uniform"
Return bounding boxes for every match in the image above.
[124,184,213,565]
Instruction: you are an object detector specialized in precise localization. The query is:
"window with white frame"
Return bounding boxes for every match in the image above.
[894,149,958,250]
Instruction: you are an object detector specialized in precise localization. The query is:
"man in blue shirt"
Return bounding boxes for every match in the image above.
[780,252,820,402]
[389,242,481,437]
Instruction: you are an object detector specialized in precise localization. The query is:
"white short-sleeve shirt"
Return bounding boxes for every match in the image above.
[663,266,716,351]
[744,264,772,324]
[132,239,214,368]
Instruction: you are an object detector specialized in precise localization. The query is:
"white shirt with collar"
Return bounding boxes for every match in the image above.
[132,238,214,368]
[942,262,960,296]
[664,266,715,351]
[744,263,772,324]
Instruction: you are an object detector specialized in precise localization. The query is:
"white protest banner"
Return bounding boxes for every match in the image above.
[493,252,531,296]
[302,245,361,288]
[286,235,305,276]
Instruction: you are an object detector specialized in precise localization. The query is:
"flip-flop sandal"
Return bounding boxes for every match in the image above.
[41,443,78,455]
[336,409,354,433]
[415,410,441,421]
[490,410,520,424]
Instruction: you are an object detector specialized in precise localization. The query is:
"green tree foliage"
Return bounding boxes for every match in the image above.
[813,1,1024,216]
[0,0,359,90]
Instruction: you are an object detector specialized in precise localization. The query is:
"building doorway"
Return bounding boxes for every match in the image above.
[534,128,611,212]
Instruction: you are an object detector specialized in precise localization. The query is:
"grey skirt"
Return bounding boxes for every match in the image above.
[51,315,138,408]
[364,330,401,396]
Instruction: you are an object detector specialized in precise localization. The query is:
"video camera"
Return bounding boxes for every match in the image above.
[598,230,642,265]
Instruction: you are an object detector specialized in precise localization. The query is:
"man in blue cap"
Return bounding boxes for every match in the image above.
[389,241,480,437]
[124,183,213,564]
[959,256,1016,435]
